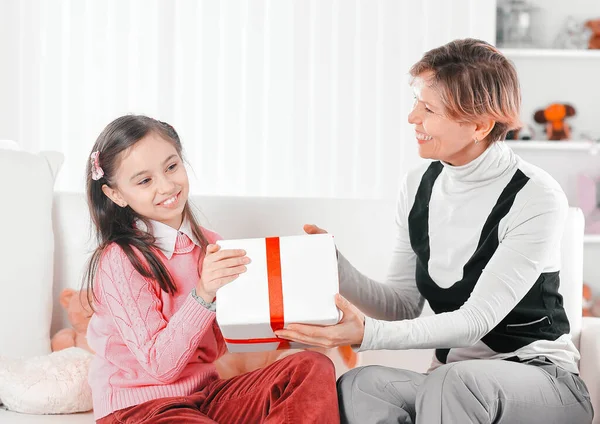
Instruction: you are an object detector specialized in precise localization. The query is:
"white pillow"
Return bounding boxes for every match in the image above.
[0,347,93,414]
[0,148,63,358]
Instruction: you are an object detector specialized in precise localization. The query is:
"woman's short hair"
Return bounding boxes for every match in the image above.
[410,38,522,142]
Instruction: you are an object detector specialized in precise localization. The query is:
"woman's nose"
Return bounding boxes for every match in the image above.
[408,108,421,125]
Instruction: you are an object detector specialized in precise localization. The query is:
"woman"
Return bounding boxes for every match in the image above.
[275,39,593,423]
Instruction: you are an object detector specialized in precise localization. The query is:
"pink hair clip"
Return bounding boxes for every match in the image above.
[90,151,104,180]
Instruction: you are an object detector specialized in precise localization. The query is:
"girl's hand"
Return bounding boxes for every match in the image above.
[275,294,365,348]
[195,244,250,303]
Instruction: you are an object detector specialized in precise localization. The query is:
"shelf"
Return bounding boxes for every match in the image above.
[506,140,599,151]
[500,48,600,59]
[584,235,600,244]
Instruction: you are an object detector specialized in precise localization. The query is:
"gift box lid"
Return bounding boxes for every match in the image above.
[215,234,340,341]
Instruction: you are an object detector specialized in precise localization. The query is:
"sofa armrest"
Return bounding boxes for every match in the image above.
[579,316,600,424]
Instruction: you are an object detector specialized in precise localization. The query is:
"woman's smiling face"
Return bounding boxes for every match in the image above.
[407,70,487,166]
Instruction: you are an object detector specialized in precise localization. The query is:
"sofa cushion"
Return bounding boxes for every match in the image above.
[0,148,63,358]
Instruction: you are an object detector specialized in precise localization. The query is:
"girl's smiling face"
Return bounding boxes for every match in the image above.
[102,132,189,229]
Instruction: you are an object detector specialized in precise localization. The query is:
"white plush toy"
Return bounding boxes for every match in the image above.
[0,347,93,414]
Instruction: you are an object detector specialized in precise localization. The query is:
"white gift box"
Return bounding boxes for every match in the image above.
[215,234,341,352]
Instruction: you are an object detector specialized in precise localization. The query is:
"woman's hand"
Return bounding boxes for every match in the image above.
[303,224,328,235]
[275,294,366,348]
[195,244,250,303]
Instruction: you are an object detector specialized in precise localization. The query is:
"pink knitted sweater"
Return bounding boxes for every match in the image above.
[87,227,225,420]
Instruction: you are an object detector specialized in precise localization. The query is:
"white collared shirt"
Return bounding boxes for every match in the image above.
[136,217,201,260]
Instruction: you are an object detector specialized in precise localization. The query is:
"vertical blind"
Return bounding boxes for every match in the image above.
[0,0,494,198]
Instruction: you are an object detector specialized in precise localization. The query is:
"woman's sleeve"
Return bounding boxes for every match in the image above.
[358,188,568,352]
[338,176,424,321]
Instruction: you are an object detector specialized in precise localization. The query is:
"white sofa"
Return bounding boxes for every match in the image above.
[1,191,599,423]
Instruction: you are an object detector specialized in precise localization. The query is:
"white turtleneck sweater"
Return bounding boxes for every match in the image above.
[338,141,580,374]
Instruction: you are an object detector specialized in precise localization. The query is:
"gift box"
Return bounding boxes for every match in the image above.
[215,234,340,352]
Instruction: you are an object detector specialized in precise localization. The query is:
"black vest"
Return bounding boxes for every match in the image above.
[408,161,570,364]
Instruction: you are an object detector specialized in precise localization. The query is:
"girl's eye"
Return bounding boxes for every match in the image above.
[167,163,177,172]
[425,105,434,113]
[138,178,151,185]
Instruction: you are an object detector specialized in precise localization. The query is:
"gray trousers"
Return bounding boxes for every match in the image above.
[337,358,593,424]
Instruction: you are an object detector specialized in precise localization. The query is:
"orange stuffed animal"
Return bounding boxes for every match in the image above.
[585,19,600,49]
[533,103,576,141]
[215,345,358,379]
[51,289,94,353]
[583,283,600,318]
[583,283,594,317]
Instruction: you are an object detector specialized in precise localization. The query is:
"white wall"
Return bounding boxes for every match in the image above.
[0,0,495,198]
[0,0,19,143]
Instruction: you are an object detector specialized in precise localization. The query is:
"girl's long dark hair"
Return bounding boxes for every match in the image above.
[83,115,208,310]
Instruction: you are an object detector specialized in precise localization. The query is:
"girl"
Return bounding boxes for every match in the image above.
[84,115,340,423]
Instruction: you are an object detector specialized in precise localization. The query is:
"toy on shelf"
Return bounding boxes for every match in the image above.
[496,0,540,48]
[506,124,535,141]
[583,283,593,316]
[554,16,593,49]
[533,103,576,141]
[583,283,600,317]
[577,173,600,234]
[586,19,600,49]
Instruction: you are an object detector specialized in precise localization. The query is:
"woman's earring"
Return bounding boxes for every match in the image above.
[474,137,479,144]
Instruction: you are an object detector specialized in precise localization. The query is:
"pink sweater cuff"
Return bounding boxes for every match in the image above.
[179,293,216,329]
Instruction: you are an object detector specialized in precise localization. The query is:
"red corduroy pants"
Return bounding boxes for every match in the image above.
[97,351,340,424]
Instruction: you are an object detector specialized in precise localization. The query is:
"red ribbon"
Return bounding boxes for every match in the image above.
[224,237,290,350]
